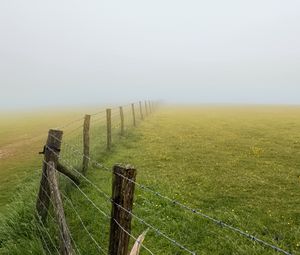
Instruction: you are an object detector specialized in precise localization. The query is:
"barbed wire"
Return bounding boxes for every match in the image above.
[34,170,62,255]
[97,162,293,255]
[0,101,149,162]
[43,153,197,255]
[35,210,60,255]
[63,124,83,136]
[90,109,106,117]
[110,105,123,110]
[62,181,154,255]
[36,221,52,255]
[111,110,121,117]
[39,172,105,255]
[56,117,84,130]
[41,188,82,255]
[37,178,82,255]
[42,159,155,255]
[112,218,155,255]
[62,187,158,255]
[61,192,107,254]
[122,103,134,108]
[2,101,154,252]
[91,115,107,123]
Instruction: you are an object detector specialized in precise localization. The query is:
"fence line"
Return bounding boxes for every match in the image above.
[51,135,294,255]
[38,161,108,255]
[34,100,158,255]
[45,143,292,255]
[97,161,294,255]
[31,100,294,255]
[43,155,191,254]
[55,136,291,254]
[41,157,156,255]
[60,168,155,255]
[90,109,107,117]
[56,117,84,130]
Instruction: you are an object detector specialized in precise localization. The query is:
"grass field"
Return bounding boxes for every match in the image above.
[0,108,99,213]
[0,105,299,255]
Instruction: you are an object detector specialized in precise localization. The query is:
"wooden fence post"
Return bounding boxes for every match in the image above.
[106,108,112,150]
[47,161,74,255]
[109,164,137,255]
[145,101,148,116]
[120,106,124,136]
[82,114,91,174]
[36,129,63,223]
[131,103,136,127]
[139,101,144,120]
[148,100,152,114]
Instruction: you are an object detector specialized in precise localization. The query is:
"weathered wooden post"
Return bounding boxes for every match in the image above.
[109,164,137,255]
[120,106,125,136]
[57,163,80,185]
[82,114,91,174]
[106,108,112,150]
[131,103,136,127]
[145,101,148,116]
[37,129,63,223]
[47,161,74,255]
[139,101,144,120]
[148,100,152,114]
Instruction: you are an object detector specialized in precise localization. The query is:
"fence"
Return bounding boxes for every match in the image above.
[34,100,293,255]
[35,100,158,255]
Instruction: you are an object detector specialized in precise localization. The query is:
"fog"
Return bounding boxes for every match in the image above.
[1,0,300,109]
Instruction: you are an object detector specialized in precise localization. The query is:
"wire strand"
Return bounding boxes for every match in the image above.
[61,192,107,254]
[42,159,156,255]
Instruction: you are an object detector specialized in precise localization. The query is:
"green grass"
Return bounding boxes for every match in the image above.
[0,109,88,213]
[1,105,300,254]
[0,107,106,213]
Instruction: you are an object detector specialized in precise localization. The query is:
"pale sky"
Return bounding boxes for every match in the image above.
[0,0,299,109]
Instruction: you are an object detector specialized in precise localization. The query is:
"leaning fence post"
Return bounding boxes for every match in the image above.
[106,108,112,150]
[145,101,148,116]
[120,106,125,136]
[109,164,137,255]
[47,161,74,255]
[36,129,63,223]
[131,103,136,127]
[139,101,144,120]
[82,114,91,174]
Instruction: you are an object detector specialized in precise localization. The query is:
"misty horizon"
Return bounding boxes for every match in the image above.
[1,0,300,110]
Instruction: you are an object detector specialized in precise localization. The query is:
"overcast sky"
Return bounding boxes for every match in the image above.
[0,0,299,109]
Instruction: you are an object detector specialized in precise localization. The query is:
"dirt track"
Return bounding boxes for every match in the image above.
[0,135,44,160]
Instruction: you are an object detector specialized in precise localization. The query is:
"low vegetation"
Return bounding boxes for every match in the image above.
[1,106,299,254]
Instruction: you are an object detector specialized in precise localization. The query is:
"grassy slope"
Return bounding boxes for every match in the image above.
[0,108,100,213]
[1,106,300,255]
